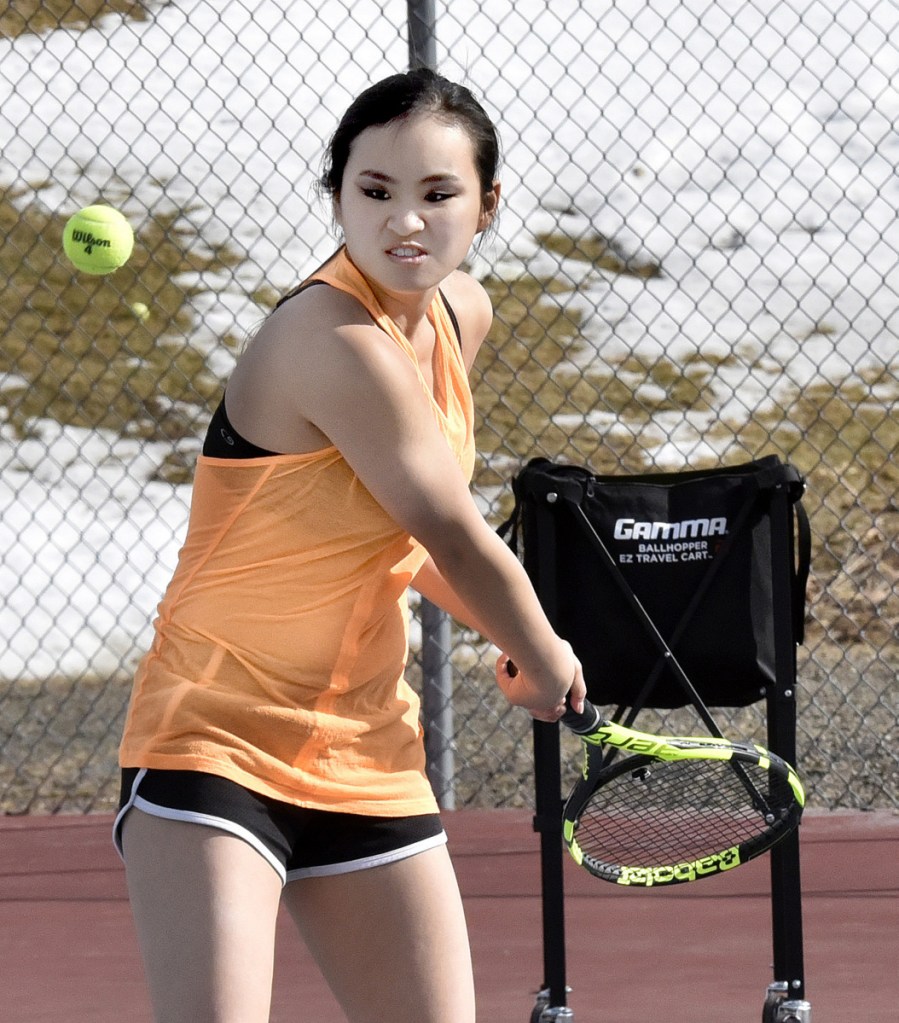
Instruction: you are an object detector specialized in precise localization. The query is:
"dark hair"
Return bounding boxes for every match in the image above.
[320,68,501,204]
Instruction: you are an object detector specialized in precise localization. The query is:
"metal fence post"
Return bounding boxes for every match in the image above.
[408,0,437,69]
[406,0,455,809]
[421,597,455,809]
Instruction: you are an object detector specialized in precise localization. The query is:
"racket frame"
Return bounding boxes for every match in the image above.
[561,700,805,887]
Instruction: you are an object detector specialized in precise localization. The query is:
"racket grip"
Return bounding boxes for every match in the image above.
[505,660,599,734]
[561,696,601,735]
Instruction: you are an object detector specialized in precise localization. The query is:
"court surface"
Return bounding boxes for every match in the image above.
[2,808,896,1022]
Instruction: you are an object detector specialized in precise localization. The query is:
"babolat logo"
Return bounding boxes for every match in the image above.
[617,847,741,886]
[594,727,670,756]
[613,516,727,540]
[70,230,111,254]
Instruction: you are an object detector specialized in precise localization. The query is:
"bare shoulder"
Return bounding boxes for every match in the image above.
[270,282,372,343]
[245,283,393,374]
[226,282,413,453]
[439,269,495,367]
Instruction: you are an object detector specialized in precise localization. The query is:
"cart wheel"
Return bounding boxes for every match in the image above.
[777,1001,812,1023]
[530,990,549,1023]
[763,981,788,1023]
[530,993,575,1022]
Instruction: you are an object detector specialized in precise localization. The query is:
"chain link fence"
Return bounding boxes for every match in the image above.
[1,0,896,815]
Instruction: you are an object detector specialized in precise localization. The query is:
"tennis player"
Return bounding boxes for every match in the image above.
[116,68,585,1023]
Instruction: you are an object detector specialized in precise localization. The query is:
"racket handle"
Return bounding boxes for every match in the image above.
[561,696,601,735]
[505,660,599,734]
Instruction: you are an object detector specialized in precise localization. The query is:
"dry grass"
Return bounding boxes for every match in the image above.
[0,0,155,39]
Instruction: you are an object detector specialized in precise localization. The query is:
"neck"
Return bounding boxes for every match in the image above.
[339,249,437,338]
[368,282,437,340]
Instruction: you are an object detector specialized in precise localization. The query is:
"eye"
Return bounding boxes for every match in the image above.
[361,187,389,201]
[426,191,454,203]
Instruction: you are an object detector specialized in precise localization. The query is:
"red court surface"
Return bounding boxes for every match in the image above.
[2,808,897,1022]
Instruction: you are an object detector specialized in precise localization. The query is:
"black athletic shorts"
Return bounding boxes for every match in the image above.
[114,768,446,885]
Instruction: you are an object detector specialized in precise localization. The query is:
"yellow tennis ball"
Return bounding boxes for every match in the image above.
[63,204,134,275]
[130,301,150,321]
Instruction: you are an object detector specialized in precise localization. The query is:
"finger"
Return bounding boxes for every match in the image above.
[569,686,586,715]
[569,660,586,714]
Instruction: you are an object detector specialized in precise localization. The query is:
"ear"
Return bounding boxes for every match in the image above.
[477,181,501,233]
[332,194,343,230]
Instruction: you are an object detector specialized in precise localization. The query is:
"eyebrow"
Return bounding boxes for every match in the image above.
[356,170,463,185]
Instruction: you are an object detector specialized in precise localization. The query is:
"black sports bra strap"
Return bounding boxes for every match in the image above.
[438,290,462,351]
[203,398,279,459]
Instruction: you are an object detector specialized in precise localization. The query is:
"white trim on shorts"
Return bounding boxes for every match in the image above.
[113,768,287,882]
[284,831,448,883]
[112,767,448,888]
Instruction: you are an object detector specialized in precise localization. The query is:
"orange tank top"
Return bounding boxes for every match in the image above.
[118,250,476,815]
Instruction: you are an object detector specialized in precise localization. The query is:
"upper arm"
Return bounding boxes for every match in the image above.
[272,290,484,555]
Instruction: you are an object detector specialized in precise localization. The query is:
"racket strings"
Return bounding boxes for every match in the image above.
[575,757,792,867]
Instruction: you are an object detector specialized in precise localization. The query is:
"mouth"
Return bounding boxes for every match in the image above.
[387,245,427,262]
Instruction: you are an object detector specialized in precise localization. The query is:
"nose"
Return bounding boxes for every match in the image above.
[387,207,425,235]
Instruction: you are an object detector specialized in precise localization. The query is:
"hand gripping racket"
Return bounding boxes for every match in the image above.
[559,699,805,887]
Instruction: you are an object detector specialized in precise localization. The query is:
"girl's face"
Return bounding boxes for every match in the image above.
[334,113,499,300]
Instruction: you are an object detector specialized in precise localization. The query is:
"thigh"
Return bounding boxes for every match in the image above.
[120,809,284,1023]
[282,844,475,1023]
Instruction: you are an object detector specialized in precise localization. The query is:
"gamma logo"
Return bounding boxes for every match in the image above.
[613,516,728,565]
[613,517,727,540]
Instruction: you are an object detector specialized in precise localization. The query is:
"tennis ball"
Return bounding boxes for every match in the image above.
[130,301,150,321]
[63,205,134,275]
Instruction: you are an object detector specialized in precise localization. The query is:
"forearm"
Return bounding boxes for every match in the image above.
[425,526,573,706]
[411,557,490,637]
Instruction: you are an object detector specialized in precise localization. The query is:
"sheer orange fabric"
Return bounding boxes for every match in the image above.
[119,251,475,814]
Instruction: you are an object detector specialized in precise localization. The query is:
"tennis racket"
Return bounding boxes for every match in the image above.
[559,698,805,887]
